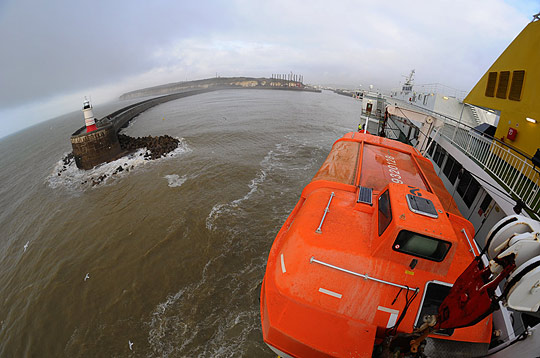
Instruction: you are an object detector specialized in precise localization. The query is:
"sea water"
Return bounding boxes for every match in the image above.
[0,89,362,357]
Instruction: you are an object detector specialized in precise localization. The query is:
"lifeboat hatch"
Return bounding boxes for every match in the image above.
[357,186,373,205]
[414,281,455,336]
[406,194,438,218]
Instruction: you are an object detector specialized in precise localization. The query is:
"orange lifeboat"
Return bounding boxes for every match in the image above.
[260,132,492,357]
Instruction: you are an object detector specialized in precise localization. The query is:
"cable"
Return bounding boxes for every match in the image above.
[385,286,420,337]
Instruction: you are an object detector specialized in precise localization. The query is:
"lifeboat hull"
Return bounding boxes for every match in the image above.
[260,133,492,357]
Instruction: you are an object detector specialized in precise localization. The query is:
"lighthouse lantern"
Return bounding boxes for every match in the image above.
[82,98,98,132]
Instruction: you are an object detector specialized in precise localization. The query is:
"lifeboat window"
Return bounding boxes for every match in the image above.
[393,231,451,262]
[378,190,392,236]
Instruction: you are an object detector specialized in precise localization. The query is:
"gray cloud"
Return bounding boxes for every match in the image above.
[0,0,234,108]
[0,0,536,137]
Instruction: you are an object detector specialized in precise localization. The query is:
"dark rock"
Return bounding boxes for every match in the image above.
[117,134,179,160]
[63,152,75,166]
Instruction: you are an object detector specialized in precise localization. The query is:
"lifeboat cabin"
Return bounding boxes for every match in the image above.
[260,132,492,357]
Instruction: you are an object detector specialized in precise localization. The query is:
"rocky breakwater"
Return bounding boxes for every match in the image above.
[118,134,179,159]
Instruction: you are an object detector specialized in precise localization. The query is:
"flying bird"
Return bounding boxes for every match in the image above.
[23,241,29,252]
[129,340,134,350]
[84,273,90,281]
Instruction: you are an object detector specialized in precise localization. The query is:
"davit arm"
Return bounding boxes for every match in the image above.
[408,215,540,354]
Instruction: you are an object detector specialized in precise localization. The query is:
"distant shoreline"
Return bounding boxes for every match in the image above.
[119,76,320,100]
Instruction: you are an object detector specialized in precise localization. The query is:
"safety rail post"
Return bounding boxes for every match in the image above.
[315,192,335,234]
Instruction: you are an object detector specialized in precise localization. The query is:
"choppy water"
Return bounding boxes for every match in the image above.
[0,89,362,357]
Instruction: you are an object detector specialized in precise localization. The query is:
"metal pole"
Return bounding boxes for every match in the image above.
[310,257,418,291]
[315,192,335,234]
[365,112,371,133]
[452,102,465,142]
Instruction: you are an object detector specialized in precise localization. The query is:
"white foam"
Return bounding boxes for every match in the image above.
[206,203,226,231]
[205,144,284,231]
[47,149,147,190]
[147,255,221,356]
[147,288,190,358]
[47,138,190,191]
[146,253,259,357]
[198,309,260,357]
[231,167,267,206]
[164,174,187,188]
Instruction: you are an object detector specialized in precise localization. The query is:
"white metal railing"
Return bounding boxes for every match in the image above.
[411,83,468,101]
[382,97,540,215]
[435,117,540,215]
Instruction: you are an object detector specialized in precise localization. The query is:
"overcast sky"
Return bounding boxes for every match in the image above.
[0,0,537,138]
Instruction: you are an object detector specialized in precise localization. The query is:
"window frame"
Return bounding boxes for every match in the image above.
[378,190,392,236]
[433,144,446,168]
[392,230,452,262]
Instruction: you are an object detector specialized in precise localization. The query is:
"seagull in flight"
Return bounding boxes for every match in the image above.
[84,273,90,281]
[129,340,134,350]
[23,241,29,252]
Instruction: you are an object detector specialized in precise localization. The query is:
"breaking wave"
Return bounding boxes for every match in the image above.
[205,146,275,231]
[205,137,320,232]
[47,138,190,191]
[146,255,266,358]
[164,174,187,188]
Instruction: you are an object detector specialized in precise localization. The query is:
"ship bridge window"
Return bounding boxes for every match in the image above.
[432,144,446,168]
[443,155,462,185]
[393,230,451,262]
[456,171,480,208]
[378,190,392,236]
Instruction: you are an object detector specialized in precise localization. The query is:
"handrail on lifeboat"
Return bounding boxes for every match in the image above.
[310,256,418,292]
[315,192,335,234]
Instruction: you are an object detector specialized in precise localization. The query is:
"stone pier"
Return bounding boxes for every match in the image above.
[70,79,322,170]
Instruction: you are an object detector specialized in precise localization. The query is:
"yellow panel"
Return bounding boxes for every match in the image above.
[465,20,540,158]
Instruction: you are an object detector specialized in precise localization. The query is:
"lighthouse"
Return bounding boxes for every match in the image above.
[71,98,122,169]
[82,98,98,132]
